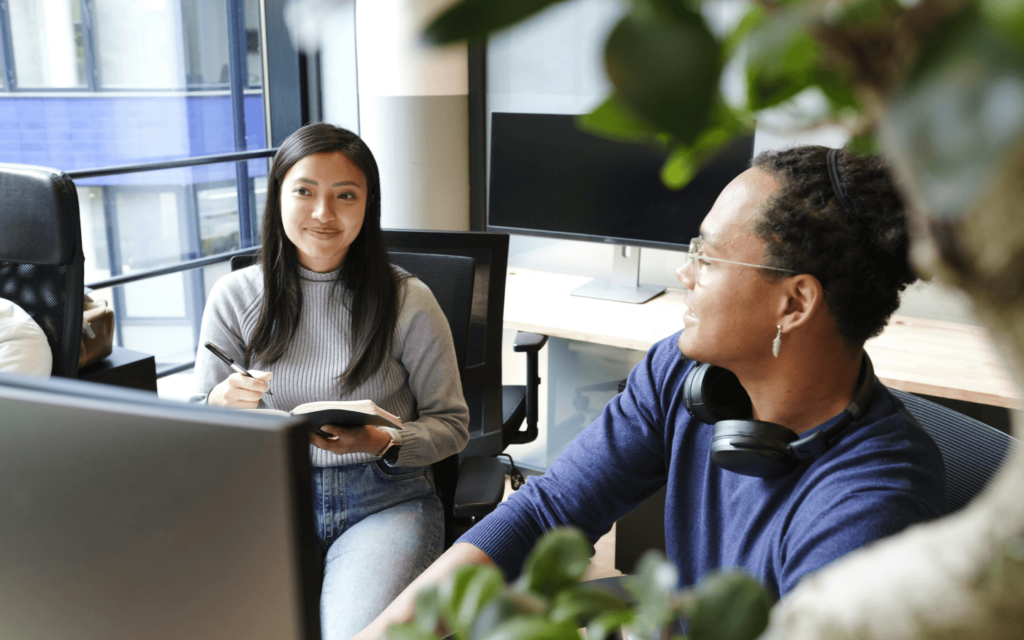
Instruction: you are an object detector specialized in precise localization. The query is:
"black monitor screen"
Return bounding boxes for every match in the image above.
[488,112,755,250]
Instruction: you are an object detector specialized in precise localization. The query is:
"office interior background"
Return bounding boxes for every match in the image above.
[0,0,983,471]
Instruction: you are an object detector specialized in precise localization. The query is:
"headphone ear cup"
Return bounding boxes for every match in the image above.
[710,420,799,478]
[683,363,752,424]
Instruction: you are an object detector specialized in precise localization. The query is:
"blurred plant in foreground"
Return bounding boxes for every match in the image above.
[385,527,771,640]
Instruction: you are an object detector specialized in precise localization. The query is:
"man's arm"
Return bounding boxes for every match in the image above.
[354,542,494,640]
[354,334,682,638]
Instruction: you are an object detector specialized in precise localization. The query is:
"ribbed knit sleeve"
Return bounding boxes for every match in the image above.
[389,278,470,467]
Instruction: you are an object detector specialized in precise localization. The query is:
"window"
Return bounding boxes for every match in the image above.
[0,0,294,376]
[8,0,87,89]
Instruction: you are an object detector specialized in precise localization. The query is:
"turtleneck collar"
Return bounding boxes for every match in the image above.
[297,264,343,282]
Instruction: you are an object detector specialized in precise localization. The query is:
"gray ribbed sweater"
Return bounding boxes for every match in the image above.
[192,264,470,468]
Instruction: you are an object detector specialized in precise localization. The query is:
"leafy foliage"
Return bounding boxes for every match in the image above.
[385,527,771,640]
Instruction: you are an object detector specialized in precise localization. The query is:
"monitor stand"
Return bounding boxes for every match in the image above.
[570,245,665,304]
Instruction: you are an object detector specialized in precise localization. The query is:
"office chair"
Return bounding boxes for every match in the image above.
[0,163,85,378]
[890,389,1018,513]
[382,230,547,453]
[613,389,1021,576]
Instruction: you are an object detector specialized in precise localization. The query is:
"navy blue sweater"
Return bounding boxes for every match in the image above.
[461,332,947,597]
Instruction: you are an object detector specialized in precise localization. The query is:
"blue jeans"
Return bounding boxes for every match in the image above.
[313,461,443,640]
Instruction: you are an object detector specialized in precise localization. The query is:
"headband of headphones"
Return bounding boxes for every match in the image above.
[827,147,855,216]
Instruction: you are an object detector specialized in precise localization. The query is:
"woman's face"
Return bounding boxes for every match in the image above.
[279,150,368,273]
[676,167,786,372]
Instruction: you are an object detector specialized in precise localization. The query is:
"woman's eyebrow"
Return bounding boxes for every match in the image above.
[292,177,363,189]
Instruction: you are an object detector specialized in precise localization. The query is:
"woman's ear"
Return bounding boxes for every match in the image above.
[777,274,825,332]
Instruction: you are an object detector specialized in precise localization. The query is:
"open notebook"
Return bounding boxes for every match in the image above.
[250,399,401,438]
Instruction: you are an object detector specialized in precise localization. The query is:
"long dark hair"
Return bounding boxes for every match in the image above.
[245,123,405,393]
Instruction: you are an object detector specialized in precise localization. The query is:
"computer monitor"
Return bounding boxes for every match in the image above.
[0,373,321,640]
[488,112,755,303]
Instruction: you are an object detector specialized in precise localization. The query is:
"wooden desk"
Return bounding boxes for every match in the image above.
[503,268,1021,410]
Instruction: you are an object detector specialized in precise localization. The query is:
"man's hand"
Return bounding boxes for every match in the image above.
[352,542,497,639]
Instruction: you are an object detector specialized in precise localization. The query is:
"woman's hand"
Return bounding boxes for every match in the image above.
[207,370,273,408]
[311,424,392,455]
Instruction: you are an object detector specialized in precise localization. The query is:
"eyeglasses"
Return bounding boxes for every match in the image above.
[683,237,797,284]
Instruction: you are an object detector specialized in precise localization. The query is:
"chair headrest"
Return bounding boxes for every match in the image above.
[0,163,81,265]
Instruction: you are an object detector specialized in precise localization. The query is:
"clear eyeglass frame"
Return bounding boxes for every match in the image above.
[684,237,798,284]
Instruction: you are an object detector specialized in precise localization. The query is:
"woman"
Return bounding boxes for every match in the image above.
[192,123,470,639]
[354,146,947,638]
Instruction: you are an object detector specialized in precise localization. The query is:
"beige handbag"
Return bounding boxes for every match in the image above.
[79,293,115,369]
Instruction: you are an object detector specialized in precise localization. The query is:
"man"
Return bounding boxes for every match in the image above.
[354,146,947,638]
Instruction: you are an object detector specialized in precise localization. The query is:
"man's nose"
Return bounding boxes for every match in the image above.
[676,263,695,289]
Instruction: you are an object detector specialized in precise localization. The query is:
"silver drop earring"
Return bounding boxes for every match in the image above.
[772,325,782,358]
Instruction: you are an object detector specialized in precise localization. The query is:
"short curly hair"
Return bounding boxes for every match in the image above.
[751,146,916,347]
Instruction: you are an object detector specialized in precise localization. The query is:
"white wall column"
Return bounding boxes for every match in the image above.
[350,0,470,231]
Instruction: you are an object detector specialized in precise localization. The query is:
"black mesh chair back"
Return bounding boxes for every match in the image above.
[389,253,475,372]
[383,230,511,458]
[892,390,1018,513]
[0,164,84,378]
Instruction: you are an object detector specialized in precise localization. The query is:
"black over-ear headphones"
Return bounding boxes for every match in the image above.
[683,354,876,478]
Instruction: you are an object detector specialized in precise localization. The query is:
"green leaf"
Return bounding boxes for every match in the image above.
[847,131,878,156]
[586,610,635,640]
[548,584,630,626]
[412,586,444,635]
[723,5,766,58]
[577,94,658,143]
[456,566,505,636]
[605,8,721,145]
[812,68,861,113]
[745,21,821,111]
[625,551,680,638]
[423,0,567,45]
[481,616,581,640]
[439,564,506,638]
[982,0,1024,54]
[661,102,749,190]
[513,528,592,599]
[687,571,772,640]
[385,621,441,640]
[468,591,549,640]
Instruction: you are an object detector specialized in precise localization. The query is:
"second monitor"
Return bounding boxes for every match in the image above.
[488,112,755,303]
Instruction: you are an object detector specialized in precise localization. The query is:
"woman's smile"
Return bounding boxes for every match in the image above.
[305,226,342,239]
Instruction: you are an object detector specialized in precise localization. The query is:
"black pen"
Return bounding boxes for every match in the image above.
[204,341,273,396]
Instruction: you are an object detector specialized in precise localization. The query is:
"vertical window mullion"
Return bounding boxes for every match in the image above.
[0,0,17,90]
[102,186,126,347]
[78,0,98,91]
[227,0,253,247]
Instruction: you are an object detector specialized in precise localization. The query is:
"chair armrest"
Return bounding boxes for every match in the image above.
[510,332,548,446]
[453,456,506,519]
[513,331,548,353]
